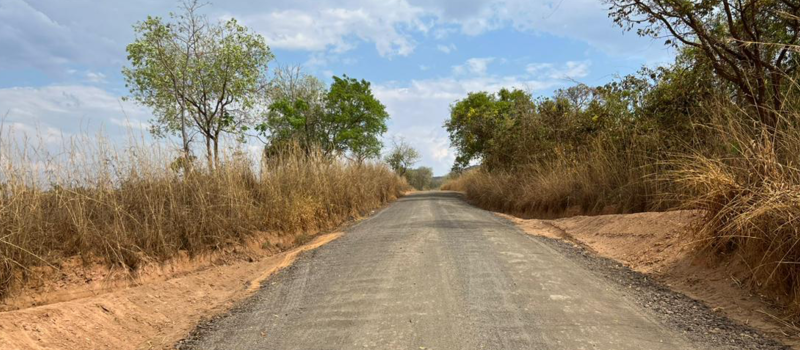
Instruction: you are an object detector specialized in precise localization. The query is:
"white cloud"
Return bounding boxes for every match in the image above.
[233,3,427,57]
[0,0,668,74]
[453,57,495,76]
[437,43,457,54]
[526,60,591,80]
[424,0,668,60]
[0,85,151,142]
[85,71,107,83]
[375,57,586,174]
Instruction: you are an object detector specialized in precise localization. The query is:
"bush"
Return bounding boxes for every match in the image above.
[405,167,433,190]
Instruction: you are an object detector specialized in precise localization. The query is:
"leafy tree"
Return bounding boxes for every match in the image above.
[121,0,204,160]
[384,138,420,175]
[635,50,720,150]
[257,66,327,155]
[444,88,532,171]
[406,167,433,190]
[123,0,273,169]
[323,75,389,162]
[445,92,498,171]
[256,72,389,161]
[606,0,800,128]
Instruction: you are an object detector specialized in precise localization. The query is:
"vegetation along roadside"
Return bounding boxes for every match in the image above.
[442,0,800,321]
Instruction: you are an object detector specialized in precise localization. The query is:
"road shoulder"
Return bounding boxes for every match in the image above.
[498,211,796,349]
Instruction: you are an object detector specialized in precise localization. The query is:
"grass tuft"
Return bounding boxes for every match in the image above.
[674,108,800,313]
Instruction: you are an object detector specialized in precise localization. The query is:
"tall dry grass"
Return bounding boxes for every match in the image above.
[0,129,407,298]
[442,137,672,218]
[444,100,800,314]
[675,107,800,313]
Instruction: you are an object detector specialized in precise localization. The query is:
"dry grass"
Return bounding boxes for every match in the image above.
[445,102,800,316]
[0,129,407,298]
[442,138,671,218]
[675,109,800,314]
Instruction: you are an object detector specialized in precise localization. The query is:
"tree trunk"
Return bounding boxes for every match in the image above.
[205,136,213,170]
[180,109,190,154]
[213,136,220,170]
[180,108,191,170]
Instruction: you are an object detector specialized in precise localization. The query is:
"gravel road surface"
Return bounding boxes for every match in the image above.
[179,191,785,350]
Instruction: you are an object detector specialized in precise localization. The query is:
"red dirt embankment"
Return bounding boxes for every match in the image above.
[500,210,800,348]
[0,232,341,350]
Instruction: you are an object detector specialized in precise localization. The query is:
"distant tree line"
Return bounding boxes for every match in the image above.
[445,53,715,172]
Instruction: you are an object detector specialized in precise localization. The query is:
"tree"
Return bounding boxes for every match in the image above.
[323,75,389,162]
[405,167,433,190]
[257,65,327,155]
[384,138,420,176]
[606,0,800,128]
[445,92,499,171]
[123,0,273,169]
[444,88,532,171]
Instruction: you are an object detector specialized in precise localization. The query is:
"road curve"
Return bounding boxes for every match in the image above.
[182,191,699,350]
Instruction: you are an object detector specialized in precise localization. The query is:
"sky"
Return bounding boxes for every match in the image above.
[0,0,674,175]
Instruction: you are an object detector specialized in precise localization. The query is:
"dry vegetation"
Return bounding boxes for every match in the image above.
[438,0,800,313]
[442,104,800,315]
[0,130,407,299]
[440,44,800,318]
[439,1,800,321]
[443,95,800,316]
[676,109,800,313]
[442,140,668,217]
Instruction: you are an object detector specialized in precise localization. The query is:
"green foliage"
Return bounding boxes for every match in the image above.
[444,88,532,171]
[445,49,720,173]
[257,66,328,155]
[324,75,389,161]
[122,15,183,138]
[256,71,390,161]
[122,0,273,169]
[384,138,420,176]
[405,167,433,190]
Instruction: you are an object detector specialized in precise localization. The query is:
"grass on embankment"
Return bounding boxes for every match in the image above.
[443,112,800,316]
[442,138,672,217]
[674,111,800,315]
[0,131,408,299]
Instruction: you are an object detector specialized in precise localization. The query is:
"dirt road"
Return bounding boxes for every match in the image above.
[180,192,785,350]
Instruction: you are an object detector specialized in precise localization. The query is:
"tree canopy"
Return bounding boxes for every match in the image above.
[606,0,800,128]
[384,138,420,176]
[258,66,327,155]
[324,75,389,162]
[444,88,532,171]
[123,3,392,170]
[123,0,273,169]
[256,72,389,161]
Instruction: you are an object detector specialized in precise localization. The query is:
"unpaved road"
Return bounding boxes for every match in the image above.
[180,192,785,350]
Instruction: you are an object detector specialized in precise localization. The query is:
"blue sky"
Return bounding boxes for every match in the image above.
[0,0,673,175]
